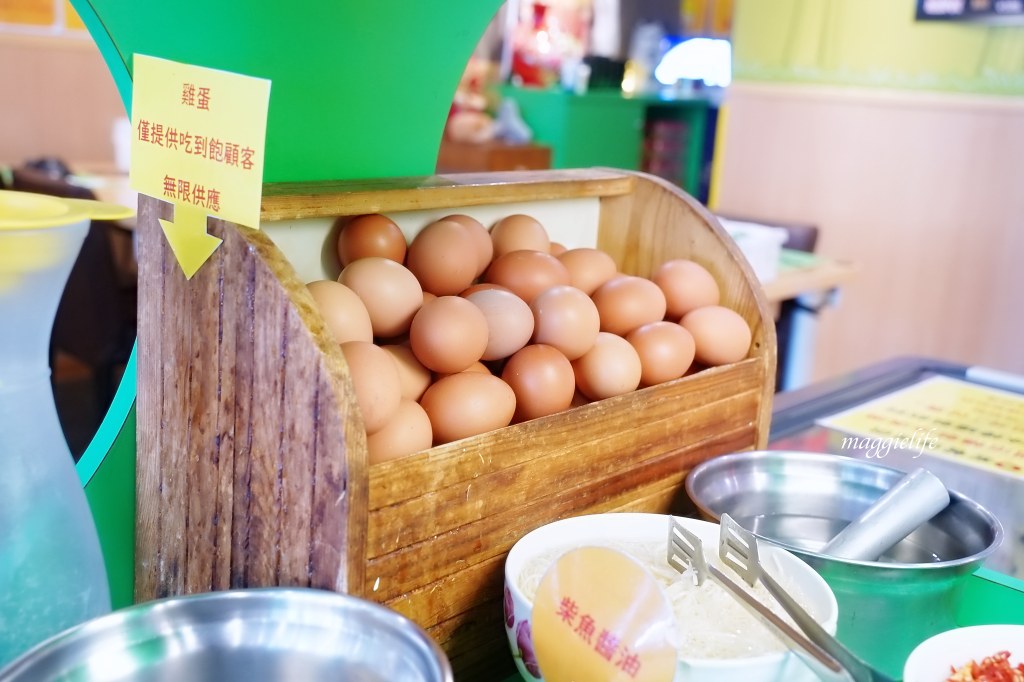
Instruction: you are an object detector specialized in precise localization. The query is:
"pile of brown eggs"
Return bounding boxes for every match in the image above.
[307,212,753,464]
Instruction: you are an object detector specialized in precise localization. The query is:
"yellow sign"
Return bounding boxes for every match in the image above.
[130,54,270,278]
[819,375,1024,477]
[532,547,677,682]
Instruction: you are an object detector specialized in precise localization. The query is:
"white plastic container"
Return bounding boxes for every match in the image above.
[0,191,115,667]
[717,218,788,283]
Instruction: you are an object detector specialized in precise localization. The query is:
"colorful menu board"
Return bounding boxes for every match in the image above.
[818,375,1024,477]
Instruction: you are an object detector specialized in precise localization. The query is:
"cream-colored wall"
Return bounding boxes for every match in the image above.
[0,34,125,168]
[715,83,1024,379]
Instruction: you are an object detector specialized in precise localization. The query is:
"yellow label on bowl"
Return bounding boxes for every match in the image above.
[532,547,677,682]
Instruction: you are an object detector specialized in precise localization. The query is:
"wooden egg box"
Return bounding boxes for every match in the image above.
[135,168,776,679]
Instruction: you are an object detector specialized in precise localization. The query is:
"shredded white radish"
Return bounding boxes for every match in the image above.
[517,540,815,660]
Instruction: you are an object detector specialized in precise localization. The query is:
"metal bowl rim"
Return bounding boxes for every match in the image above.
[685,450,1005,570]
[0,587,453,682]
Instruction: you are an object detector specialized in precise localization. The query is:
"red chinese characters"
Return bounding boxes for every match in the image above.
[181,83,211,111]
[161,174,221,212]
[555,596,645,679]
[135,119,257,171]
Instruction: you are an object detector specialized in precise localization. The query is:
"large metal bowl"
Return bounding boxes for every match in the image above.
[0,588,453,682]
[685,450,1003,679]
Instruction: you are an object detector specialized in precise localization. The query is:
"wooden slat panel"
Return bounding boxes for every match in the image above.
[366,416,757,603]
[369,359,761,510]
[184,220,223,593]
[136,198,368,601]
[260,169,635,221]
[368,373,761,557]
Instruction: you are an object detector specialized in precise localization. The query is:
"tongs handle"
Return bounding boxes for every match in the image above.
[703,563,855,682]
[756,569,894,682]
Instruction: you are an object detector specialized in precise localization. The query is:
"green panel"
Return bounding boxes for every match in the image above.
[82,405,136,610]
[77,0,504,183]
[956,568,1024,626]
[733,0,1024,96]
[561,92,646,170]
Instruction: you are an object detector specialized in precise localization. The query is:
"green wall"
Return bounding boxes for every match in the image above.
[732,0,1024,95]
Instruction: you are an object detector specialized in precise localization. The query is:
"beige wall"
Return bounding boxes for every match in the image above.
[1,33,125,169]
[715,83,1024,380]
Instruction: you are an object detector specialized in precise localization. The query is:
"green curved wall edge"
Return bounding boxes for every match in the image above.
[70,0,503,609]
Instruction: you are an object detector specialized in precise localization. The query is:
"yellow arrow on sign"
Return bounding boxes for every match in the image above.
[159,203,222,280]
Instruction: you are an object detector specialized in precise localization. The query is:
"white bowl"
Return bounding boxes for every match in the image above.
[503,513,839,682]
[903,624,1024,682]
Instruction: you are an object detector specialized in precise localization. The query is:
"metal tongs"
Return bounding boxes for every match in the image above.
[668,515,895,682]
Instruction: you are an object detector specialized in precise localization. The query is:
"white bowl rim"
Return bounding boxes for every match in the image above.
[505,512,839,667]
[903,623,1024,681]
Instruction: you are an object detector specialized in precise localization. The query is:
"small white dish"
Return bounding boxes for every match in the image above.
[903,624,1024,682]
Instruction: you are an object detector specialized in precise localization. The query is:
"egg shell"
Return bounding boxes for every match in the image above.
[406,219,480,296]
[654,259,721,318]
[340,340,402,434]
[367,399,433,464]
[571,332,643,401]
[490,214,550,258]
[502,344,576,421]
[420,372,516,445]
[409,295,489,374]
[336,214,407,266]
[549,241,567,257]
[626,321,696,386]
[484,249,571,305]
[680,305,753,366]
[465,287,535,361]
[339,257,423,338]
[530,285,600,361]
[440,213,493,277]
[592,275,668,336]
[381,344,433,402]
[306,280,373,344]
[557,247,618,296]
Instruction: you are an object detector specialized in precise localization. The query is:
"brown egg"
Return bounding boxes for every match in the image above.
[340,341,402,434]
[571,332,642,401]
[367,399,433,464]
[406,219,479,296]
[339,257,423,338]
[420,372,516,445]
[680,306,753,366]
[557,248,618,296]
[422,290,437,306]
[592,275,668,336]
[502,344,576,421]
[460,282,508,296]
[336,214,407,266]
[484,250,571,305]
[490,214,550,258]
[626,321,696,386]
[654,259,721,318]
[306,280,373,344]
[435,360,493,380]
[531,285,600,361]
[465,287,535,361]
[549,241,567,257]
[409,295,489,374]
[381,344,432,401]
[440,214,493,277]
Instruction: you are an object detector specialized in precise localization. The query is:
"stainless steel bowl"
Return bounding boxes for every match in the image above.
[0,588,453,682]
[685,450,1003,679]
